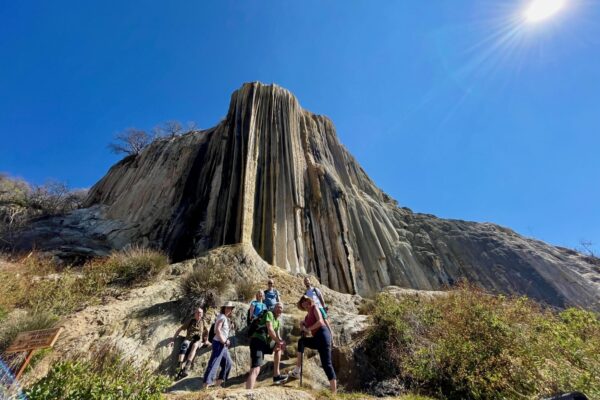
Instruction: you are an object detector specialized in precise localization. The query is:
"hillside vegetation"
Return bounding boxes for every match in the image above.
[366,285,600,399]
[1,248,599,400]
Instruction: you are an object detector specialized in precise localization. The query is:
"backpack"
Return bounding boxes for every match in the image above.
[208,322,216,342]
[247,310,269,338]
[247,301,266,325]
[263,289,280,308]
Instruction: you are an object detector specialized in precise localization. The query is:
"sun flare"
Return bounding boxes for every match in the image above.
[524,0,566,23]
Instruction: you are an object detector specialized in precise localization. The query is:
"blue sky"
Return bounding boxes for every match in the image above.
[1,1,599,251]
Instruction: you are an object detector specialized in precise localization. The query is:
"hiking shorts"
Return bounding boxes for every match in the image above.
[249,337,274,368]
[179,335,201,355]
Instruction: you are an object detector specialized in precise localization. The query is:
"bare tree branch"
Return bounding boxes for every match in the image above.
[108,128,152,155]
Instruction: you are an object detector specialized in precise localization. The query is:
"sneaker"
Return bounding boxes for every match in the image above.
[273,374,289,384]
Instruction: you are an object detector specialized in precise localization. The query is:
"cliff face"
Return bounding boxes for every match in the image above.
[12,82,599,309]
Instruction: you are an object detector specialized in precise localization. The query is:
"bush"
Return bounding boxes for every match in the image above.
[0,312,58,353]
[0,175,86,245]
[25,344,170,400]
[104,246,170,286]
[366,285,600,399]
[235,280,259,302]
[2,247,168,317]
[180,266,232,310]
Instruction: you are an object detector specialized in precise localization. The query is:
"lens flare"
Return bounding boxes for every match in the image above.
[524,0,566,22]
[0,356,27,399]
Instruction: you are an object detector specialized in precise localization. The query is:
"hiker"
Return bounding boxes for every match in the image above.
[245,302,288,388]
[304,275,334,343]
[289,295,337,394]
[248,290,266,323]
[169,307,211,378]
[263,278,281,311]
[202,302,235,388]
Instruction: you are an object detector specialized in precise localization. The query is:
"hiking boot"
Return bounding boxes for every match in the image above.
[273,374,289,384]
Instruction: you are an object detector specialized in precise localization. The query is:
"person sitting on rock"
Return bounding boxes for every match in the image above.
[246,302,288,388]
[169,307,211,379]
[289,295,337,394]
[263,278,281,311]
[202,302,235,389]
[248,290,267,324]
[303,275,334,343]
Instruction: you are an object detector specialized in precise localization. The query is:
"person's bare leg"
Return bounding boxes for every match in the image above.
[330,379,337,394]
[216,379,223,387]
[246,366,260,389]
[187,342,200,365]
[273,348,281,376]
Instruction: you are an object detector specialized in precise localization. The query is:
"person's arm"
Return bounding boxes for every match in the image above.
[276,290,282,303]
[169,322,187,345]
[215,318,226,344]
[316,288,327,309]
[266,321,285,349]
[266,321,279,342]
[249,303,256,319]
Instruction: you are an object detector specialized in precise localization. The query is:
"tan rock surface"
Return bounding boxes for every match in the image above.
[9,82,599,310]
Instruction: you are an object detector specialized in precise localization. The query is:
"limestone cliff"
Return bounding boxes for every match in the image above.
[10,82,599,309]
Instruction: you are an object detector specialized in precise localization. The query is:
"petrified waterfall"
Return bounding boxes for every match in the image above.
[12,82,600,309]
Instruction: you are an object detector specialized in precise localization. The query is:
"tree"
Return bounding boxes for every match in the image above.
[579,239,596,258]
[108,128,152,156]
[151,120,197,138]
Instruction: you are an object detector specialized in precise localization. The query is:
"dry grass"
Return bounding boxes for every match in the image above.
[0,247,169,317]
[235,279,260,302]
[104,246,170,286]
[180,265,233,310]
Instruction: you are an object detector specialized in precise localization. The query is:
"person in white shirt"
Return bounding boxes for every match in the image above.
[202,302,235,388]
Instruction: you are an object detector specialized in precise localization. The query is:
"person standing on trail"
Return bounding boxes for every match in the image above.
[202,302,235,388]
[248,290,266,324]
[169,307,211,378]
[290,295,337,394]
[303,276,334,342]
[245,302,288,388]
[263,279,281,311]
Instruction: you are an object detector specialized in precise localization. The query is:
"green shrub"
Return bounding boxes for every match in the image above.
[0,312,58,353]
[180,265,232,309]
[25,344,170,400]
[104,246,170,286]
[366,286,600,399]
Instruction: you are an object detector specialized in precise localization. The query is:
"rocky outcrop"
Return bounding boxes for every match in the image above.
[9,82,599,310]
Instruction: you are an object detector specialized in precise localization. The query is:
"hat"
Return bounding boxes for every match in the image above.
[222,301,236,308]
[296,295,313,310]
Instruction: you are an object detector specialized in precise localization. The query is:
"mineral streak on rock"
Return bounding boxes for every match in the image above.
[11,82,599,309]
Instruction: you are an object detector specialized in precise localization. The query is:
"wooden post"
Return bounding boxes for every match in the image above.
[15,349,35,380]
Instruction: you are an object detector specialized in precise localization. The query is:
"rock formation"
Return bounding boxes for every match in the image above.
[9,82,599,310]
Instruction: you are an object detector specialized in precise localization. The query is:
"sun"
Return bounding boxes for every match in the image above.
[524,0,567,23]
